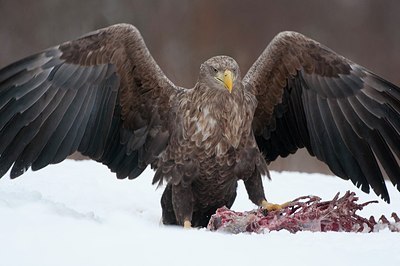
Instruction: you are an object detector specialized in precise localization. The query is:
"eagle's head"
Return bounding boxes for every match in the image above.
[198,56,241,94]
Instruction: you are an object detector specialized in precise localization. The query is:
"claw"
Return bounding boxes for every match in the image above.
[261,200,290,212]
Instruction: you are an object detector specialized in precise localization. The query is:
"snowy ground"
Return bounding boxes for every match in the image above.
[0,160,399,266]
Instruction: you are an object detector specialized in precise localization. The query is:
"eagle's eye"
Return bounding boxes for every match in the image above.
[211,66,218,73]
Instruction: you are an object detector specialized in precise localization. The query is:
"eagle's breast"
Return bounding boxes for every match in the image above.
[180,88,252,158]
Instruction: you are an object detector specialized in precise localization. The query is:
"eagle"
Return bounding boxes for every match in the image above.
[0,24,399,228]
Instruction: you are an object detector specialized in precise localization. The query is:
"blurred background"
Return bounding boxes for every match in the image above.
[1,0,399,175]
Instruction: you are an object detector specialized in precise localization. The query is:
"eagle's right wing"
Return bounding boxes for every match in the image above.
[0,24,179,179]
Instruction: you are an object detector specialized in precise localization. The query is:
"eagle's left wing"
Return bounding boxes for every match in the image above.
[243,31,400,202]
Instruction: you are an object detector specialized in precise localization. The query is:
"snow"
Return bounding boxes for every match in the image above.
[0,160,399,266]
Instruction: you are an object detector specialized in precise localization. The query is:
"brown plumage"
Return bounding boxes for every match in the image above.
[0,24,399,227]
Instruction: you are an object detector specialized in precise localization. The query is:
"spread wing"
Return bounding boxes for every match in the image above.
[244,31,400,202]
[0,23,179,179]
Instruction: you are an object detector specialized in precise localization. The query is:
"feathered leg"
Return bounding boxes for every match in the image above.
[161,183,194,227]
[172,183,194,228]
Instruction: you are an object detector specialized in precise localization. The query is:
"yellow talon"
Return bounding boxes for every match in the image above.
[183,220,192,229]
[261,200,290,212]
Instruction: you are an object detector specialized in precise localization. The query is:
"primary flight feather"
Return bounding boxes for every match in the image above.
[0,24,399,227]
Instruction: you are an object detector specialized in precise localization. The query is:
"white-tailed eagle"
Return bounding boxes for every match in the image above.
[0,24,399,227]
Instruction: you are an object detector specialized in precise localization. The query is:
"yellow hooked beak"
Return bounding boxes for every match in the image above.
[223,69,233,93]
[215,69,233,93]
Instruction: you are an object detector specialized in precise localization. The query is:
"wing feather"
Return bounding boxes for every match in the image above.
[0,23,178,180]
[245,31,400,202]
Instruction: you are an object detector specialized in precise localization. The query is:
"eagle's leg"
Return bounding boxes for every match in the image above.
[161,183,194,228]
[244,170,288,212]
[172,183,194,228]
